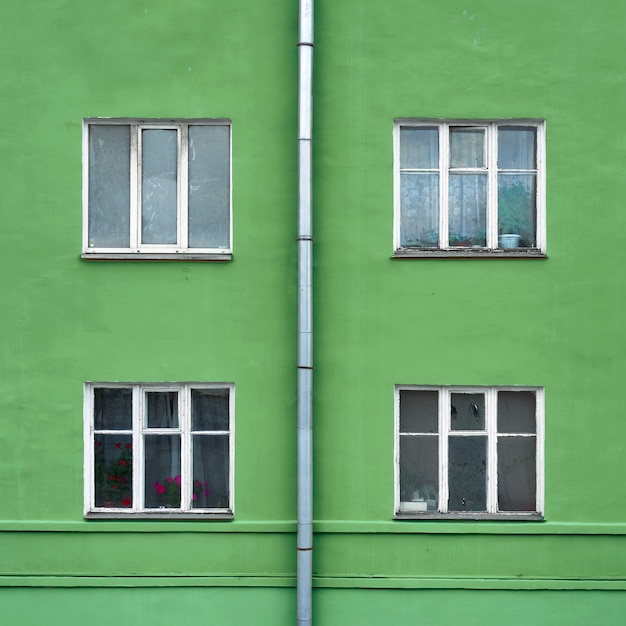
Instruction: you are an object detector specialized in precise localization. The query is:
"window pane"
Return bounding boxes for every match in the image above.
[94,434,133,507]
[498,174,536,247]
[94,387,132,430]
[88,125,130,248]
[399,390,438,433]
[498,127,536,170]
[145,391,179,428]
[192,388,229,431]
[192,435,229,508]
[498,436,536,511]
[450,128,484,168]
[188,125,230,249]
[498,391,536,433]
[400,127,438,169]
[448,174,486,247]
[141,129,178,245]
[450,392,485,430]
[144,434,181,508]
[400,173,439,247]
[448,436,486,511]
[399,435,439,509]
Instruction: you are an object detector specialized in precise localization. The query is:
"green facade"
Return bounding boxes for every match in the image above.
[1,0,626,623]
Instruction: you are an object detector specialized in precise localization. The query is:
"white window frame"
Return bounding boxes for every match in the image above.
[84,382,234,519]
[82,118,232,261]
[394,385,544,519]
[393,119,546,257]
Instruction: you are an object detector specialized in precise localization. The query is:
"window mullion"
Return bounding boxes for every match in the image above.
[179,126,188,250]
[440,125,449,248]
[536,388,545,515]
[394,386,401,512]
[133,386,143,512]
[536,122,547,252]
[486,388,498,513]
[85,386,94,512]
[393,124,402,251]
[439,388,449,513]
[130,125,139,250]
[487,125,498,249]
[181,385,191,511]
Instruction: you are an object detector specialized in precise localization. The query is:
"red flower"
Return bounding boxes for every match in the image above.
[118,459,127,466]
[115,442,122,449]
[125,443,132,449]
[122,498,131,507]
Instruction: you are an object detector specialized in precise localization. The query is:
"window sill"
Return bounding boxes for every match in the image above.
[394,512,544,521]
[392,248,546,259]
[81,252,232,262]
[85,510,234,520]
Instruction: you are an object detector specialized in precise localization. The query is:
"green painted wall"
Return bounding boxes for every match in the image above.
[3,588,626,626]
[1,0,626,622]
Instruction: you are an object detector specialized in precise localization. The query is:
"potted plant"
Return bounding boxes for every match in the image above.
[498,182,531,248]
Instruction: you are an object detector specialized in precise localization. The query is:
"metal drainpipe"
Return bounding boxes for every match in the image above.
[297,0,314,625]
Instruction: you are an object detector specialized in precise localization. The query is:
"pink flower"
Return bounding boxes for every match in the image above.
[174,475,181,485]
[167,477,173,483]
[195,480,201,487]
[204,490,210,497]
[192,494,198,500]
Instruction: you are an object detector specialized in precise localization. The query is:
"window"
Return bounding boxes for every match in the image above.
[395,386,543,518]
[394,119,546,256]
[83,119,231,260]
[84,383,234,518]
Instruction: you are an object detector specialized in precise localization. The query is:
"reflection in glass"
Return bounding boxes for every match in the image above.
[498,175,536,247]
[450,128,485,168]
[94,387,132,430]
[448,436,486,511]
[399,390,438,433]
[94,434,133,508]
[399,435,439,509]
[146,391,179,428]
[498,436,536,511]
[188,125,230,248]
[450,393,485,430]
[498,127,536,170]
[448,174,486,246]
[193,435,229,508]
[88,125,131,248]
[400,173,439,247]
[192,389,229,431]
[144,434,181,508]
[141,129,178,245]
[400,127,439,169]
[498,391,536,433]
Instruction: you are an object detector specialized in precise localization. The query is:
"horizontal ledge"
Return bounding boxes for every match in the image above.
[0,521,295,533]
[1,520,626,535]
[313,521,626,535]
[2,575,626,591]
[81,253,232,262]
[394,513,543,522]
[0,576,294,588]
[312,577,626,591]
[392,250,547,259]
[84,512,234,521]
